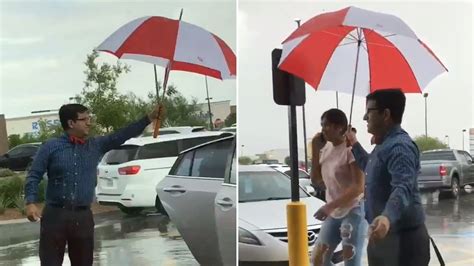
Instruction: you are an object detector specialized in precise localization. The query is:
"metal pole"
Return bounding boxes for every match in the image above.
[424,93,428,138]
[205,76,214,130]
[288,104,299,202]
[349,29,362,126]
[336,92,339,109]
[462,129,466,150]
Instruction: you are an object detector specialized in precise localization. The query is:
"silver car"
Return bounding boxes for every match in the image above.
[156,136,236,265]
[238,165,343,265]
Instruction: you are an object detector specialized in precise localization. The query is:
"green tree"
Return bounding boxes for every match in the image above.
[36,119,62,141]
[239,156,252,165]
[78,51,206,133]
[7,135,22,149]
[225,112,236,127]
[413,136,449,152]
[77,50,132,133]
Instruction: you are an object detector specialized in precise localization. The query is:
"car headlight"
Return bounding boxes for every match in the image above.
[239,227,262,245]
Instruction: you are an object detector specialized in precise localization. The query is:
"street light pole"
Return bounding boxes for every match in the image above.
[205,76,214,130]
[241,145,244,157]
[445,135,449,148]
[462,129,466,151]
[423,93,428,138]
[295,18,308,171]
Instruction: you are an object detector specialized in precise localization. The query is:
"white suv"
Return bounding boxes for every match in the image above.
[96,131,234,214]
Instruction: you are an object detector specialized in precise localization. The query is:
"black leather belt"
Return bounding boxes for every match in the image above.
[48,203,90,211]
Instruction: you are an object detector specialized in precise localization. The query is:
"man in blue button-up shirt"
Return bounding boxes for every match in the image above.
[24,103,161,266]
[346,89,430,266]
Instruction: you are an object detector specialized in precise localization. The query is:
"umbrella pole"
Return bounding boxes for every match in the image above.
[152,9,183,138]
[205,76,214,130]
[154,65,160,96]
[152,65,171,138]
[349,32,362,126]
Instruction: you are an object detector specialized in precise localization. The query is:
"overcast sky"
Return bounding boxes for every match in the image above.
[238,0,474,156]
[0,0,236,118]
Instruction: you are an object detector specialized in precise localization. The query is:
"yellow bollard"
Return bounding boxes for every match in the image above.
[287,201,309,266]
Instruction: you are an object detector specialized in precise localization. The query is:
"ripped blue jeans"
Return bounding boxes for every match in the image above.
[311,203,367,266]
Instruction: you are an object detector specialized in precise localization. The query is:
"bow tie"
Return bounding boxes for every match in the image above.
[69,136,85,145]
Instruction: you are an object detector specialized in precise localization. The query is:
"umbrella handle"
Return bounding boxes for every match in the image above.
[152,106,165,138]
[152,118,161,138]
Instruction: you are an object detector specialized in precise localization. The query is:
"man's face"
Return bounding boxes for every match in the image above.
[70,112,92,137]
[364,99,384,135]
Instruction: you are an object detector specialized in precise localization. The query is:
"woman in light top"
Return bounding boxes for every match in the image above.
[310,108,367,266]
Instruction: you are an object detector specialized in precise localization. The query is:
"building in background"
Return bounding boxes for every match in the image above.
[5,113,60,137]
[196,100,235,126]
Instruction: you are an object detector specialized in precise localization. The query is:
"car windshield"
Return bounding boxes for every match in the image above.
[103,145,139,165]
[239,170,309,203]
[420,151,456,161]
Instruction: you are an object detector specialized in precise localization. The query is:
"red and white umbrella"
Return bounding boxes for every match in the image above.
[278,6,447,123]
[96,13,236,136]
[97,15,236,80]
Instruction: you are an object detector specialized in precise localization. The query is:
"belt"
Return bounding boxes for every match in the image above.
[48,203,90,211]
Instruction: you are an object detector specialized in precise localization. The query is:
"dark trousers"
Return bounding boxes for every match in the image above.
[39,205,95,266]
[367,224,430,266]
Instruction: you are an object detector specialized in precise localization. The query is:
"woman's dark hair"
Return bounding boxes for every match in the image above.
[59,104,89,130]
[321,108,348,134]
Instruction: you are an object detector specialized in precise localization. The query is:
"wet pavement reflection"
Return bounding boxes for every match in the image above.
[0,212,198,266]
[421,190,474,266]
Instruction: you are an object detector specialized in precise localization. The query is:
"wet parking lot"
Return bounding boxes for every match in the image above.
[0,211,198,266]
[1,191,473,266]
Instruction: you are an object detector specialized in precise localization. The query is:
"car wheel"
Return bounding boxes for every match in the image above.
[155,195,168,215]
[118,205,143,215]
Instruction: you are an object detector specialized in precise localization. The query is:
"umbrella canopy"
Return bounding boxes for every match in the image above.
[96,16,236,80]
[279,6,447,97]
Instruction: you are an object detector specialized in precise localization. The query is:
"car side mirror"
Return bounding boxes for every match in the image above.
[468,159,473,164]
[4,153,9,158]
[305,185,316,196]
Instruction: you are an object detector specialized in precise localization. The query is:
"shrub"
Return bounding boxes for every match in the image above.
[0,175,24,208]
[0,168,14,177]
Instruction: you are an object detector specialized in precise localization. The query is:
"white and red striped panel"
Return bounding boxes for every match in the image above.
[279,6,447,95]
[96,16,236,80]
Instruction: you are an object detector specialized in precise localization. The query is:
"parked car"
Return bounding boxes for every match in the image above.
[238,165,342,265]
[273,165,312,187]
[0,143,41,172]
[156,135,236,265]
[141,126,206,137]
[96,131,233,215]
[221,126,236,133]
[418,149,474,198]
[263,164,325,200]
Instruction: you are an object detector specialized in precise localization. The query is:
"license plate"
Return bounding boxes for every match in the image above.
[418,183,425,188]
[107,180,114,187]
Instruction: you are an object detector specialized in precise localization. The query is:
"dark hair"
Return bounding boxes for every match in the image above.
[59,104,89,130]
[366,89,405,124]
[321,108,348,133]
